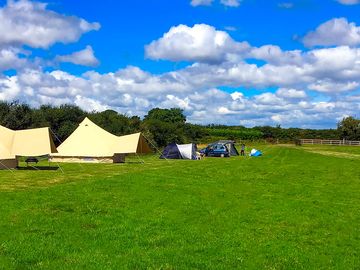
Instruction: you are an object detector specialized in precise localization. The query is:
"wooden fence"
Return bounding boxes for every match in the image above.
[300,139,360,146]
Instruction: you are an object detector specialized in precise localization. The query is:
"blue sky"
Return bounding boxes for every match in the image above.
[0,0,360,128]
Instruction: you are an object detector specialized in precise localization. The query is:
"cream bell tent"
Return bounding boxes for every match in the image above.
[51,117,151,163]
[0,125,58,169]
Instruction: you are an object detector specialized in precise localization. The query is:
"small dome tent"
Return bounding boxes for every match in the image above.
[250,149,262,157]
[160,143,197,160]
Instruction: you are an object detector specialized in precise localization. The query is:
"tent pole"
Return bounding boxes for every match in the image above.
[141,133,170,163]
[0,160,15,173]
[50,128,63,145]
[55,161,64,173]
[49,129,67,172]
[73,156,85,171]
[134,153,144,164]
[29,164,40,171]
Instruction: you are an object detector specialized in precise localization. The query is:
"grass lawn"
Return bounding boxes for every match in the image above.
[0,145,360,269]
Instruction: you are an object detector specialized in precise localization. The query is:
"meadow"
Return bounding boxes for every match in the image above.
[0,145,360,269]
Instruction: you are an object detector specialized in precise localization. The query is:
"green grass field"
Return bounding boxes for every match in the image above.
[0,145,360,269]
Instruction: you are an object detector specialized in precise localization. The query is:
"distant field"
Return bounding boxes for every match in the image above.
[0,145,360,269]
[302,144,360,156]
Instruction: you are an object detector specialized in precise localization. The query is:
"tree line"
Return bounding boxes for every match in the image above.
[0,101,358,147]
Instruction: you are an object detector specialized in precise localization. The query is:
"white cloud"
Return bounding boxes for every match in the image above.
[0,67,359,128]
[170,45,360,93]
[254,93,284,105]
[74,95,108,112]
[220,0,241,7]
[0,75,20,100]
[230,91,244,100]
[303,18,360,47]
[190,0,240,7]
[278,2,294,8]
[218,106,235,114]
[276,88,307,99]
[160,95,191,110]
[190,0,213,6]
[0,47,29,71]
[0,0,100,49]
[145,24,250,63]
[336,0,360,5]
[308,80,359,93]
[249,45,303,65]
[56,46,99,67]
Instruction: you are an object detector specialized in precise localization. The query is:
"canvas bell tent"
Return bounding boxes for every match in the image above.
[209,140,239,156]
[0,125,57,169]
[160,143,197,160]
[51,117,151,163]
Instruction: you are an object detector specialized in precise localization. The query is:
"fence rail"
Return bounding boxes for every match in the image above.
[300,139,360,146]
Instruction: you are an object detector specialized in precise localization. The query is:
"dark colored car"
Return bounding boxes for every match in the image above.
[200,143,230,157]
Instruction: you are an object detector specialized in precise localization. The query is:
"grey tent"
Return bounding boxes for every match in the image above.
[209,140,239,156]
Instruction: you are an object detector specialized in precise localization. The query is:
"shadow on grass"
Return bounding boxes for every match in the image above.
[125,161,145,164]
[17,166,60,171]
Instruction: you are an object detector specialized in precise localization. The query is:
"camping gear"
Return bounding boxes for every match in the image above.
[52,117,152,163]
[25,157,39,166]
[250,149,262,157]
[160,143,197,160]
[0,125,57,169]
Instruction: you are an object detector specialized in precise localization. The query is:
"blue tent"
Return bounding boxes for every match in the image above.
[160,143,197,160]
[160,143,182,159]
[250,149,262,157]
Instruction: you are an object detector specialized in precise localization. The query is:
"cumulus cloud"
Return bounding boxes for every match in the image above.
[336,0,360,5]
[0,47,30,71]
[74,95,108,112]
[276,88,307,99]
[169,45,360,93]
[308,80,359,93]
[56,46,99,67]
[190,0,240,7]
[0,0,100,49]
[190,0,213,6]
[0,65,358,128]
[0,75,20,100]
[145,24,249,63]
[220,0,241,7]
[303,18,360,47]
[249,45,303,65]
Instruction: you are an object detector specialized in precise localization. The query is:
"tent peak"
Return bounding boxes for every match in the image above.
[80,117,94,125]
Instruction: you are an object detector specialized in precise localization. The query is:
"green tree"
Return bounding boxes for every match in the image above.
[142,119,186,147]
[0,101,33,130]
[89,110,136,136]
[144,108,186,124]
[184,123,207,143]
[142,108,188,147]
[337,116,360,140]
